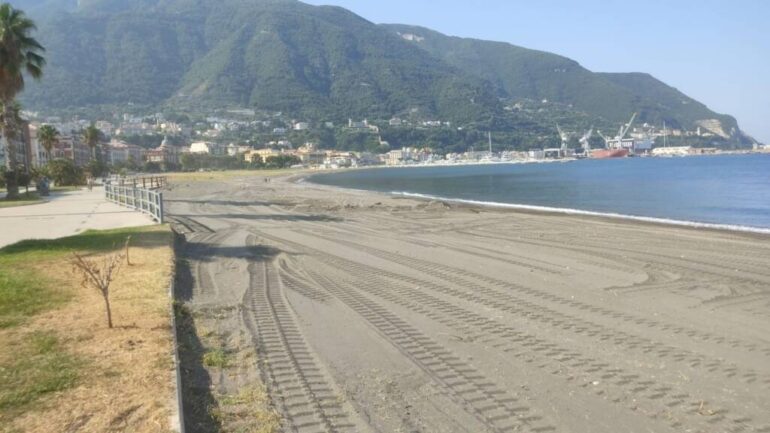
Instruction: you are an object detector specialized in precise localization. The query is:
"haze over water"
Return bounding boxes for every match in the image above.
[311,154,770,230]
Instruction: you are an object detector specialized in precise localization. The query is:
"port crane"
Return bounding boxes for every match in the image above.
[556,124,574,152]
[579,127,594,152]
[597,113,637,149]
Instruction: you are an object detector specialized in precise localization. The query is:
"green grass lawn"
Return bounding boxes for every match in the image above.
[0,226,168,419]
[0,331,81,413]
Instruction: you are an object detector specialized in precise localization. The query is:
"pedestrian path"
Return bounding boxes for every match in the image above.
[0,187,154,248]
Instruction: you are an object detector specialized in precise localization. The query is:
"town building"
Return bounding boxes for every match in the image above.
[27,124,49,168]
[295,143,326,166]
[293,122,310,131]
[107,140,143,165]
[348,118,369,129]
[226,143,252,156]
[52,135,92,167]
[189,141,224,155]
[95,121,115,136]
[324,151,356,168]
[243,148,282,164]
[652,146,693,157]
[386,148,415,166]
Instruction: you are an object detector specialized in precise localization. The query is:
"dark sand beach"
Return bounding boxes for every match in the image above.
[168,173,770,433]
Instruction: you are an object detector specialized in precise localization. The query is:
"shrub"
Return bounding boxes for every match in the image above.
[42,160,84,186]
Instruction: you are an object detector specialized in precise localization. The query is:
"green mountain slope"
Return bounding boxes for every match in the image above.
[383,24,738,133]
[11,0,743,138]
[18,0,497,122]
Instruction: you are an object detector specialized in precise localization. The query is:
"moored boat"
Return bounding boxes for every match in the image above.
[591,148,630,159]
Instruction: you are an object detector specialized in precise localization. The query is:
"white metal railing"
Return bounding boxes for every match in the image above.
[105,183,164,223]
[108,175,167,189]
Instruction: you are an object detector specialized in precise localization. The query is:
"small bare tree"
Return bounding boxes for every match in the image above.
[71,251,125,328]
[124,235,132,266]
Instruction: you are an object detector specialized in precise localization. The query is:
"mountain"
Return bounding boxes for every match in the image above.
[11,0,744,140]
[382,24,739,134]
[16,0,498,123]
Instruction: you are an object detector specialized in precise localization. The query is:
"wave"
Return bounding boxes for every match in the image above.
[392,192,770,235]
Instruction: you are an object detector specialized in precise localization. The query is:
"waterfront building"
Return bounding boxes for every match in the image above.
[652,146,693,157]
[296,143,326,165]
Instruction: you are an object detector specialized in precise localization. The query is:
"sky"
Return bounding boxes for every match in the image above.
[305,0,770,143]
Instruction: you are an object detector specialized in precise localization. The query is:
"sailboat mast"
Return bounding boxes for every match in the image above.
[488,132,492,154]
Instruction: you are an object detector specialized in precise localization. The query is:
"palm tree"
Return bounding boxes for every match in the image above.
[83,124,101,160]
[0,3,45,199]
[37,124,59,162]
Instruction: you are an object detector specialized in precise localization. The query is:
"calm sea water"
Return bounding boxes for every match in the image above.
[309,154,770,231]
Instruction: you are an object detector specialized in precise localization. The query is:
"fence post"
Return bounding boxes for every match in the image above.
[158,191,164,223]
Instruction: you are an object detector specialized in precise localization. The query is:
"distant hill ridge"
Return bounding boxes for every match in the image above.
[11,0,744,138]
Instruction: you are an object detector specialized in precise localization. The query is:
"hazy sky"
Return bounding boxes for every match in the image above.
[305,0,769,143]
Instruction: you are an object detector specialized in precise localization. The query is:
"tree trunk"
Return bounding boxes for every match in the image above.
[2,102,20,200]
[103,293,113,328]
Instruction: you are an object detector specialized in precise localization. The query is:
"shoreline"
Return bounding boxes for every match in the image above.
[295,158,770,237]
[288,175,770,239]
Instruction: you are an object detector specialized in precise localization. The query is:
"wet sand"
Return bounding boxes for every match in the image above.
[167,173,770,433]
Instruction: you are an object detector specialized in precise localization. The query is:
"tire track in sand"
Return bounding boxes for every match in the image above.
[241,253,361,433]
[256,230,770,433]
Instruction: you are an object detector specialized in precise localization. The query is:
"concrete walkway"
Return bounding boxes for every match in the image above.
[0,187,154,248]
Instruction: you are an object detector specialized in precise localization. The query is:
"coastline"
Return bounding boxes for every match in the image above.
[294,171,770,238]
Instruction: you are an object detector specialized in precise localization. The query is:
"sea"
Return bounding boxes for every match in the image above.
[309,154,770,233]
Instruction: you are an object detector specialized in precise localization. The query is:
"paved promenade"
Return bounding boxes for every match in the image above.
[0,187,154,248]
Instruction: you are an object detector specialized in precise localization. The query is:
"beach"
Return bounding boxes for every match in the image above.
[167,173,770,433]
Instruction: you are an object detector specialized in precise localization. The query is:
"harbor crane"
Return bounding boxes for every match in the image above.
[556,124,574,151]
[597,113,637,149]
[579,127,594,152]
[618,112,637,141]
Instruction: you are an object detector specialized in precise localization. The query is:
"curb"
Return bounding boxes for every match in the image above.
[169,233,186,433]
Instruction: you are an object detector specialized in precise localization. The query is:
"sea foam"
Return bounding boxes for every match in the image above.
[392,191,770,235]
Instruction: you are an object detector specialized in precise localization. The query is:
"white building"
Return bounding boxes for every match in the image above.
[226,143,252,156]
[348,119,369,129]
[652,146,692,157]
[189,141,224,155]
[293,122,310,131]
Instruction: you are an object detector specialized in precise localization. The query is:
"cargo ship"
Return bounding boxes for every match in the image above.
[593,113,637,159]
[591,148,630,159]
